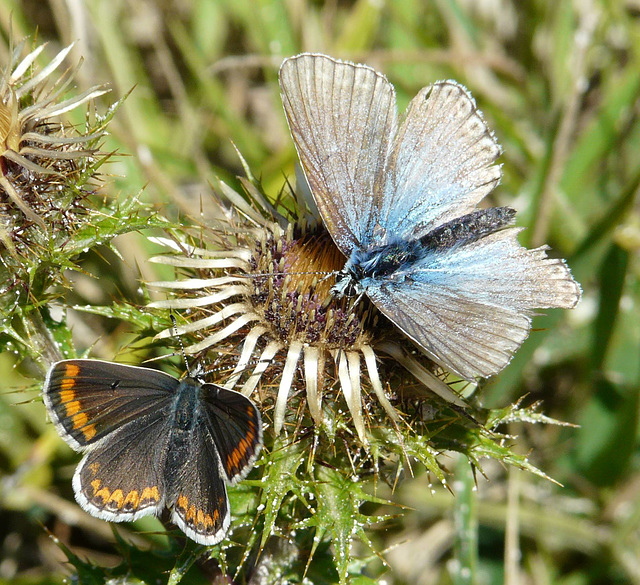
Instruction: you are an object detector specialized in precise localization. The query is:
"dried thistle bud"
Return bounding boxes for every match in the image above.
[0,39,109,253]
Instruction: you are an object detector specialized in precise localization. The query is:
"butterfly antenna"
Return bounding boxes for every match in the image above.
[171,314,193,378]
[317,271,339,284]
[245,269,336,280]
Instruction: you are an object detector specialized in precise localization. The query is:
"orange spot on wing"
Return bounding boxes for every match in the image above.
[71,412,96,440]
[140,486,160,505]
[124,490,140,510]
[65,400,81,416]
[94,486,111,504]
[64,363,80,377]
[82,424,96,440]
[227,435,255,472]
[108,489,124,509]
[59,388,75,402]
[72,411,88,429]
[60,378,76,390]
[176,497,218,531]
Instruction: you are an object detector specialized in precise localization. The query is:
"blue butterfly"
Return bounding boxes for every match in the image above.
[279,53,581,381]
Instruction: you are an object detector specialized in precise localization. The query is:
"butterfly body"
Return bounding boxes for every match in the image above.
[334,206,517,296]
[333,238,423,297]
[280,53,581,380]
[43,359,262,545]
[162,379,207,502]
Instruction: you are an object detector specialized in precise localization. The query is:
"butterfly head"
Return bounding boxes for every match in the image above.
[331,238,423,300]
[330,268,359,299]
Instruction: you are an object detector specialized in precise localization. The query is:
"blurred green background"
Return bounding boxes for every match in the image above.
[0,0,638,583]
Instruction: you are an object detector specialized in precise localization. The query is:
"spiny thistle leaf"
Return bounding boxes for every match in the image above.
[464,431,560,485]
[166,544,204,585]
[486,398,578,428]
[297,465,397,584]
[74,301,176,342]
[48,530,110,585]
[374,427,450,489]
[258,437,308,550]
[53,196,170,259]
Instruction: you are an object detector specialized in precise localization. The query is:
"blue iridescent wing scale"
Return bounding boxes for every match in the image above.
[379,81,502,242]
[364,228,581,379]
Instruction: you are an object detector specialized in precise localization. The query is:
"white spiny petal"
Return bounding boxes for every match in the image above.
[304,345,323,426]
[224,326,269,389]
[241,341,282,396]
[362,345,400,423]
[148,286,248,309]
[378,342,468,407]
[274,341,303,434]
[346,352,367,444]
[186,313,261,353]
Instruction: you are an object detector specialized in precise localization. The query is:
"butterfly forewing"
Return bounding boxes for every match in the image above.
[380,82,502,241]
[280,53,397,255]
[43,359,177,450]
[199,384,263,484]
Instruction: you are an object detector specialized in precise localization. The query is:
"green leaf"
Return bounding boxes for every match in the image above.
[257,436,308,550]
[590,244,629,371]
[298,465,394,584]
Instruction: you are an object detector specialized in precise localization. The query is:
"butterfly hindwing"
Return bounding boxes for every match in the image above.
[198,384,263,484]
[73,412,172,521]
[43,359,178,450]
[168,403,232,545]
[364,227,581,379]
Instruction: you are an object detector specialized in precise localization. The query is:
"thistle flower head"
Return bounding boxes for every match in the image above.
[150,176,466,445]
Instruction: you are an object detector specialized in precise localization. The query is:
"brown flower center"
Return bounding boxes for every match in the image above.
[248,227,374,348]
